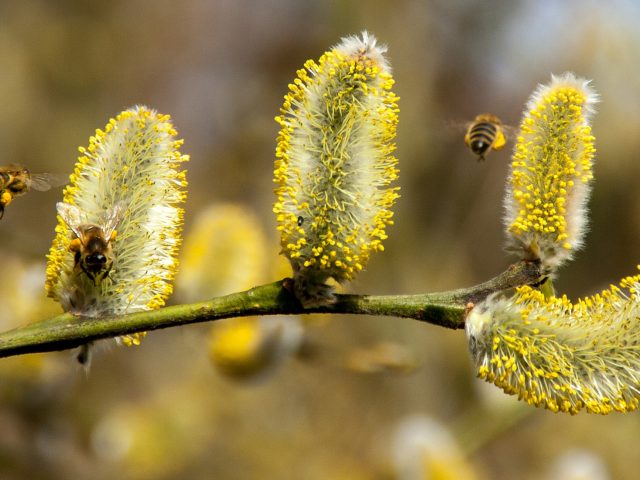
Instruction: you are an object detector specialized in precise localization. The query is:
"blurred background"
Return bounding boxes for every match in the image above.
[0,0,639,478]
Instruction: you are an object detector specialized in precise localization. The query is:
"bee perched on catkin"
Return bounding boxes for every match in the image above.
[466,272,640,415]
[504,73,598,273]
[273,31,400,307]
[45,106,188,363]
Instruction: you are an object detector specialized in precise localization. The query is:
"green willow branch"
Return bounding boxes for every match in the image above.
[0,261,541,359]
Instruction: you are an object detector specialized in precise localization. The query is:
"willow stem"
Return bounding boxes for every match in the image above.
[0,260,541,359]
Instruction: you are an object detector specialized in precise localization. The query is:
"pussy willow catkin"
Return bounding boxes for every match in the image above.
[504,73,598,272]
[273,31,399,307]
[46,106,188,348]
[466,273,640,414]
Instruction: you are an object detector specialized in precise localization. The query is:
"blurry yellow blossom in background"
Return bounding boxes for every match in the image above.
[176,203,268,301]
[0,255,62,381]
[392,415,477,480]
[176,203,305,379]
[209,316,304,380]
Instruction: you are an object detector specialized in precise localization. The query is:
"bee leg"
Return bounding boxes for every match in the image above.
[71,249,84,277]
[0,190,12,219]
[103,269,113,283]
[77,342,93,366]
[78,262,98,285]
[69,239,82,256]
[0,191,12,207]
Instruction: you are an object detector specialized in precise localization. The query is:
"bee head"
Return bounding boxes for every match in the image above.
[81,251,113,285]
[85,252,107,270]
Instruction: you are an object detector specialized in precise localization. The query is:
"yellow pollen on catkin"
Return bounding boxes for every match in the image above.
[466,271,640,414]
[45,106,188,347]
[504,73,598,271]
[273,31,399,306]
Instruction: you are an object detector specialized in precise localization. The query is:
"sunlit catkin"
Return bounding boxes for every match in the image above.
[45,106,188,353]
[466,271,640,414]
[273,31,399,307]
[504,73,598,272]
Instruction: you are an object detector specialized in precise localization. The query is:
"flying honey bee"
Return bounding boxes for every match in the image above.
[0,165,67,219]
[463,114,508,161]
[56,202,126,284]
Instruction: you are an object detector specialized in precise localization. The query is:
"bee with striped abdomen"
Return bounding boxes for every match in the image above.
[464,114,508,161]
[56,202,125,285]
[0,165,67,219]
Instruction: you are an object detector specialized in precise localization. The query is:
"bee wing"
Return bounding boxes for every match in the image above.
[444,119,476,146]
[100,201,126,239]
[56,202,87,239]
[444,119,471,133]
[1,163,24,172]
[28,173,69,191]
[502,123,516,138]
[446,116,515,131]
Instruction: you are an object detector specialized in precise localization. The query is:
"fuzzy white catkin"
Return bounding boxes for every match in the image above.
[466,272,640,414]
[273,31,399,306]
[504,73,598,272]
[46,106,188,349]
